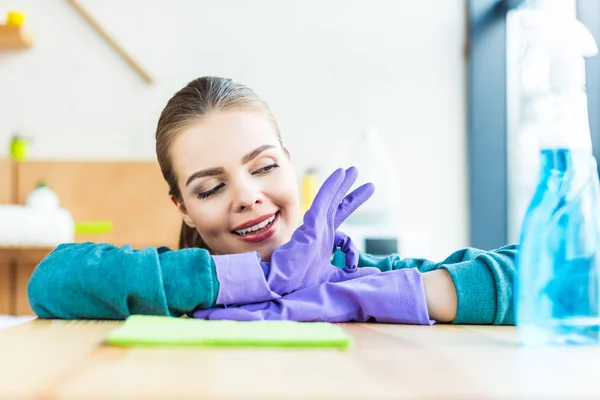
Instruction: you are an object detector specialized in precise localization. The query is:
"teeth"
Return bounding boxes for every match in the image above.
[235,214,276,235]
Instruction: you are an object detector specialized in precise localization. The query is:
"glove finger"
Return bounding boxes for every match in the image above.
[333,182,375,230]
[330,166,358,213]
[334,231,359,272]
[302,168,345,227]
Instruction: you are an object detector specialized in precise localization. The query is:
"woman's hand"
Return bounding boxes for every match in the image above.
[193,268,433,325]
[263,166,379,295]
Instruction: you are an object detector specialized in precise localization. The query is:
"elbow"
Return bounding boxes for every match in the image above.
[27,279,54,318]
[27,252,59,318]
[26,243,82,319]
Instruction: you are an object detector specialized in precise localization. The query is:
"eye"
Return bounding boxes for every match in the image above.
[196,183,225,199]
[252,163,280,175]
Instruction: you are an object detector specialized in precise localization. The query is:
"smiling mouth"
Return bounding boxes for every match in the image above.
[232,212,279,236]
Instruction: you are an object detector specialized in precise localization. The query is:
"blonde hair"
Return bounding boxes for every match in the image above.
[155,76,283,250]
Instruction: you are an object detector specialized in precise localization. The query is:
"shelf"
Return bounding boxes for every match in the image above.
[0,24,33,49]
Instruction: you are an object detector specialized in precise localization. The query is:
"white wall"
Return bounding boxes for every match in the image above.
[0,0,468,259]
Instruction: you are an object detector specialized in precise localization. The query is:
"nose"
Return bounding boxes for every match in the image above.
[231,178,263,212]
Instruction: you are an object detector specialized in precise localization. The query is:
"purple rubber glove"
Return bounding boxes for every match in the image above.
[193,268,434,325]
[333,231,360,272]
[262,166,379,295]
[211,166,378,306]
[211,230,375,306]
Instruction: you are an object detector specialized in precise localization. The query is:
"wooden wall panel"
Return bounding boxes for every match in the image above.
[15,264,36,316]
[0,261,11,315]
[0,159,14,204]
[16,161,181,250]
[0,247,52,316]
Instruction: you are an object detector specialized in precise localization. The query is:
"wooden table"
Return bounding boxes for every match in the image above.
[0,320,599,400]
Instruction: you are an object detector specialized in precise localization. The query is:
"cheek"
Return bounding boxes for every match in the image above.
[185,199,226,236]
[272,178,300,218]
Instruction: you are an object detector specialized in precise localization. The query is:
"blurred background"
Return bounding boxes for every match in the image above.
[3,0,599,275]
[0,0,468,261]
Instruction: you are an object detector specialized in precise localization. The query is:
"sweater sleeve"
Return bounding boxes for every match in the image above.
[27,242,219,320]
[332,245,518,325]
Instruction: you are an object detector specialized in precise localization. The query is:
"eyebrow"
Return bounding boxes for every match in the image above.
[185,144,277,187]
[240,144,276,165]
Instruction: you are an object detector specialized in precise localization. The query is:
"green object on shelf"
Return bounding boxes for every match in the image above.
[9,135,30,161]
[105,315,352,349]
[74,221,113,234]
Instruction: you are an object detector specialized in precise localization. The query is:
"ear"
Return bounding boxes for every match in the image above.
[170,195,196,228]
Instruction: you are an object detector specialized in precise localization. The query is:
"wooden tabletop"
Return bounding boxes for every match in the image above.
[0,319,599,400]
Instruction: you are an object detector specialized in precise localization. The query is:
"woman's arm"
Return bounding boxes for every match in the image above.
[193,268,433,324]
[334,244,518,325]
[422,269,457,322]
[421,245,517,325]
[27,242,220,319]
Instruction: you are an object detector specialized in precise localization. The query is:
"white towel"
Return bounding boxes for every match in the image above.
[0,205,75,246]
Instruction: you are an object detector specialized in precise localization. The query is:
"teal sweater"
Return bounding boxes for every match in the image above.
[27,243,517,324]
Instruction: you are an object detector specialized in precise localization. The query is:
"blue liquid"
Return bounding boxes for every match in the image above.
[516,148,600,345]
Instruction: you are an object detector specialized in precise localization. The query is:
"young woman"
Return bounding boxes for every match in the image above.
[28,77,516,324]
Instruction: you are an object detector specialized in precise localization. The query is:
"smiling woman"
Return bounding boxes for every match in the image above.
[161,105,299,261]
[155,79,299,258]
[27,76,517,326]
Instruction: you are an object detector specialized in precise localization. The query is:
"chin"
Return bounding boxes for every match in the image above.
[257,251,273,262]
[256,231,290,261]
[255,243,278,262]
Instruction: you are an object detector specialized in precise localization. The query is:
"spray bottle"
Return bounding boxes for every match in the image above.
[516,9,600,345]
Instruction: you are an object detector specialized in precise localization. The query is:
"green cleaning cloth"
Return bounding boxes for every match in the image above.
[105,315,353,349]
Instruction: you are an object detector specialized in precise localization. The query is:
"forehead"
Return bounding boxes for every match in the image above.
[171,110,280,173]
